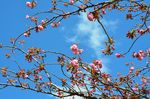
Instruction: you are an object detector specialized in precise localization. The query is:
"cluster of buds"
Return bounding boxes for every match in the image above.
[127,26,150,39]
[25,48,42,62]
[90,60,103,74]
[51,22,60,28]
[101,73,111,82]
[16,69,28,79]
[115,53,122,58]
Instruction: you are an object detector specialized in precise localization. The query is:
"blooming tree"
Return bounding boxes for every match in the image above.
[0,0,150,99]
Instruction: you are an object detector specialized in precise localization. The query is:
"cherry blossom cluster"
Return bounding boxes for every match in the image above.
[127,26,150,39]
[0,0,150,99]
[25,47,43,62]
[133,48,150,60]
[70,44,83,55]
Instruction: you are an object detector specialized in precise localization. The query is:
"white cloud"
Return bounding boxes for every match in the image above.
[66,13,118,72]
[64,13,118,98]
[69,13,106,58]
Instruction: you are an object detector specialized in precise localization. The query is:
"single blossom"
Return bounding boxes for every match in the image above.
[26,2,32,8]
[70,0,75,5]
[26,1,36,8]
[70,44,78,51]
[37,25,44,31]
[26,15,30,19]
[93,60,102,68]
[70,59,79,69]
[130,66,134,71]
[102,9,106,14]
[89,89,96,95]
[87,12,94,21]
[24,32,30,37]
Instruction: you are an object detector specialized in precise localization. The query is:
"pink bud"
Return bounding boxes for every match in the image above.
[132,87,138,92]
[24,74,29,78]
[37,25,44,31]
[115,53,122,58]
[87,12,94,21]
[133,52,138,57]
[137,29,144,35]
[90,63,95,68]
[26,15,30,19]
[24,32,30,37]
[102,9,106,14]
[130,66,134,71]
[70,0,75,5]
[51,22,60,28]
[70,44,78,51]
[26,2,32,8]
[93,60,102,68]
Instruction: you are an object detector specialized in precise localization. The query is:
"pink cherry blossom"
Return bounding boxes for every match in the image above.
[70,44,83,55]
[130,66,134,71]
[89,89,96,95]
[24,32,30,37]
[70,59,79,69]
[37,25,44,31]
[93,60,102,68]
[90,63,95,68]
[23,74,29,79]
[70,0,75,5]
[87,12,94,21]
[70,44,78,51]
[26,2,32,8]
[132,87,138,92]
[26,15,30,19]
[137,29,145,35]
[133,50,145,60]
[102,9,106,14]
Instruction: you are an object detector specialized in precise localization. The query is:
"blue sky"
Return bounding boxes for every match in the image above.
[0,0,150,99]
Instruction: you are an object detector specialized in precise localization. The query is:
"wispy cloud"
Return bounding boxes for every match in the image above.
[64,13,118,99]
[66,13,118,72]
